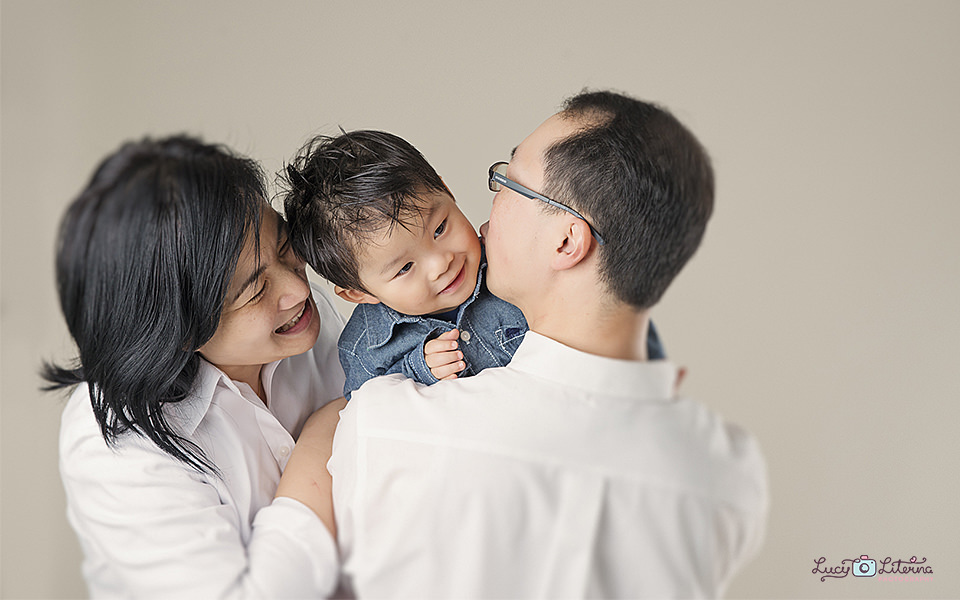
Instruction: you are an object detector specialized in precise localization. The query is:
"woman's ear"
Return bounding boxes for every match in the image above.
[334,286,381,305]
[551,217,594,271]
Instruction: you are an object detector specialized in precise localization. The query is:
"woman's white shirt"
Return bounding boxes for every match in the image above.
[59,284,346,599]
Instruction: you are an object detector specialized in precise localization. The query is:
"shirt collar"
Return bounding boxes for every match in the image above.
[508,331,678,401]
[169,357,283,435]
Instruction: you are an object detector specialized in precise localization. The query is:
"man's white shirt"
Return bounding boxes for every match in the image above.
[330,330,769,598]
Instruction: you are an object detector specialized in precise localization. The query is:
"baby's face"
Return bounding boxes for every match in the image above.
[356,189,482,316]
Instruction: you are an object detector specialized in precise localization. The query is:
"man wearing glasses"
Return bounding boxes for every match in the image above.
[326,90,769,597]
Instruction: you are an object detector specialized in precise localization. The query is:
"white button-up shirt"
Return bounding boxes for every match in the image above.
[60,285,346,599]
[330,331,769,598]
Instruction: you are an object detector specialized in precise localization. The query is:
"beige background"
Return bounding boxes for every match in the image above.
[3,1,959,598]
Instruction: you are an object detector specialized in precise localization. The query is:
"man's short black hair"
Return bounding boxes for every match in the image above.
[542,90,715,309]
[281,130,446,291]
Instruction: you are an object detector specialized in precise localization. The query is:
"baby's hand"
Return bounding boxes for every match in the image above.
[425,329,465,381]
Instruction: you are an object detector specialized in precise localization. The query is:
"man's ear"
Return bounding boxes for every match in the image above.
[334,285,381,305]
[551,217,594,271]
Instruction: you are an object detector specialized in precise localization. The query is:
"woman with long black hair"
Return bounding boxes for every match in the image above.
[44,136,344,597]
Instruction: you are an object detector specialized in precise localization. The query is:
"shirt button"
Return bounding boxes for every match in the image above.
[279,446,291,458]
[460,330,471,343]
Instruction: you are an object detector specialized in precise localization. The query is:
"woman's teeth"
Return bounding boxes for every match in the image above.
[276,303,306,333]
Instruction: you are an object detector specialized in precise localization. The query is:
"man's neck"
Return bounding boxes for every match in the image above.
[526,298,651,362]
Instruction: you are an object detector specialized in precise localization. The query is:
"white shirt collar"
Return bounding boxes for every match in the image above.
[171,358,283,435]
[509,331,678,401]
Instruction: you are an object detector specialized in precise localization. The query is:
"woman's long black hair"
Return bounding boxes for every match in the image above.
[42,136,265,473]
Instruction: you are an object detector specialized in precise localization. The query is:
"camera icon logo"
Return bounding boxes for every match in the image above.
[852,554,877,577]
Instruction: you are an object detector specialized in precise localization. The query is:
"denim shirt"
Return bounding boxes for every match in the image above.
[339,257,528,400]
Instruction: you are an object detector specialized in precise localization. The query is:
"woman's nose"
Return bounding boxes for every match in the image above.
[276,264,310,310]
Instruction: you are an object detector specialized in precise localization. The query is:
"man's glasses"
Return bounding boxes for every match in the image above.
[487,161,605,245]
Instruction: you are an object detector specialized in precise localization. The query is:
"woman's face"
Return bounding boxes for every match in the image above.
[198,207,321,389]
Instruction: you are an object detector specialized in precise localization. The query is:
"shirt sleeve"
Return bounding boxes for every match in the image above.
[401,336,442,386]
[61,412,340,599]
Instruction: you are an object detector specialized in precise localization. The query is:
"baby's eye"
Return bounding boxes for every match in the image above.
[434,219,447,239]
[396,262,413,277]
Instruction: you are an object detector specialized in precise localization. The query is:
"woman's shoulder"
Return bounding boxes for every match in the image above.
[59,383,102,455]
[59,383,208,483]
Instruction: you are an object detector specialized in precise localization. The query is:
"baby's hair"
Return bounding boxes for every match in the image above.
[281,130,446,292]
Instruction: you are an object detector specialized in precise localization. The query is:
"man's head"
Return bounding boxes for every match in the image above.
[483,90,714,313]
[283,130,481,316]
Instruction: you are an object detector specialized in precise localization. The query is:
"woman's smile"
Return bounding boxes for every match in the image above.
[276,298,313,334]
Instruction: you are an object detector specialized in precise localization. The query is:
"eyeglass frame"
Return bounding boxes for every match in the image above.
[487,161,606,245]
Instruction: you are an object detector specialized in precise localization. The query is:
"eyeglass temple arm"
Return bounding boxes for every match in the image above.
[491,172,605,245]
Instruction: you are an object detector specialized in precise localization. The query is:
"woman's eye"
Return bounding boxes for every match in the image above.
[248,284,267,304]
[396,262,413,277]
[434,219,447,239]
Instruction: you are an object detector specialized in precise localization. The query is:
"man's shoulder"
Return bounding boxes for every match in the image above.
[342,363,766,511]
[660,396,768,511]
[345,371,412,399]
[345,369,471,409]
[342,365,516,425]
[338,373,424,435]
